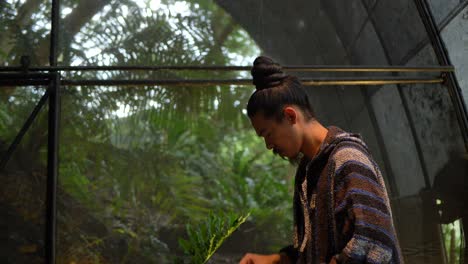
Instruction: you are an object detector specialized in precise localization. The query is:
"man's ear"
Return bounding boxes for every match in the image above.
[283,106,297,124]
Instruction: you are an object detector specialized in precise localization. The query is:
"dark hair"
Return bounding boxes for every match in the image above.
[246,56,315,121]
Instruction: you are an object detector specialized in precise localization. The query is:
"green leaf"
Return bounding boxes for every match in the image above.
[178,211,250,264]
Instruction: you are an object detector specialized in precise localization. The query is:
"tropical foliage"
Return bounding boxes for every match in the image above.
[0,0,293,263]
[178,212,250,264]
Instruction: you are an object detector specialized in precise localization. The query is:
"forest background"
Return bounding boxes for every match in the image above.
[0,0,295,263]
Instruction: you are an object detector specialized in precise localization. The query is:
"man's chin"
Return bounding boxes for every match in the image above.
[286,152,303,165]
[274,151,301,163]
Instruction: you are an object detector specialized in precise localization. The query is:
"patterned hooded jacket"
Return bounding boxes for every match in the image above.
[280,126,403,264]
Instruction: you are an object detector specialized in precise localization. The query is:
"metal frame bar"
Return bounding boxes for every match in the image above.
[0,65,455,72]
[0,76,445,87]
[45,0,60,263]
[46,73,60,264]
[0,73,51,86]
[61,76,443,86]
[414,0,468,150]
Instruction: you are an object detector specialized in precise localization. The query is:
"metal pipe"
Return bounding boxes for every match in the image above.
[0,73,51,86]
[0,76,444,87]
[301,78,443,86]
[46,0,60,262]
[49,0,59,67]
[285,66,452,73]
[46,73,60,264]
[414,0,468,149]
[0,90,49,171]
[0,73,52,80]
[56,76,443,87]
[0,65,455,73]
[0,73,444,87]
[0,70,52,86]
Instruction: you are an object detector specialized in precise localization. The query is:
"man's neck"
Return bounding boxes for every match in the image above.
[301,121,328,159]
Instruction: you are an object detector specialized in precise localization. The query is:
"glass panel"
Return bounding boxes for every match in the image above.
[401,44,466,264]
[302,78,466,263]
[58,0,259,68]
[0,86,48,263]
[57,84,292,263]
[304,44,465,264]
[0,86,47,149]
[55,79,467,263]
[427,0,467,26]
[307,43,465,263]
[0,0,51,66]
[439,8,468,262]
[441,4,468,110]
[374,79,466,264]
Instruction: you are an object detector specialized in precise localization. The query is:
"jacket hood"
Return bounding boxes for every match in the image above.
[299,126,369,171]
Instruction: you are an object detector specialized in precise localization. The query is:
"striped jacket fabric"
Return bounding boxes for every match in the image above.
[281,126,403,264]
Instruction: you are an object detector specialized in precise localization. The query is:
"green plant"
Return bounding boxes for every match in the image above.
[178,211,250,264]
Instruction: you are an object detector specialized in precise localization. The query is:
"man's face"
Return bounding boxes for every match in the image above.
[250,112,301,159]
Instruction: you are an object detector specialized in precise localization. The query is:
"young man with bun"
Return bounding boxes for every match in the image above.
[239,56,403,264]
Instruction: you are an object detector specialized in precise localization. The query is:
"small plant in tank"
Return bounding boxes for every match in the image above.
[177,211,250,264]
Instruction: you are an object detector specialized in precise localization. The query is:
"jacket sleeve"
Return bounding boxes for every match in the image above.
[331,147,401,264]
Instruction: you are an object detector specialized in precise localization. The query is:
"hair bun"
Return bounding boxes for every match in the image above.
[251,56,286,90]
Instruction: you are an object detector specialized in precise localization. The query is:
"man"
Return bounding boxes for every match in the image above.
[239,56,403,263]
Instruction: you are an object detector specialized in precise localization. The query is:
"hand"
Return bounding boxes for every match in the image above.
[239,253,285,264]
